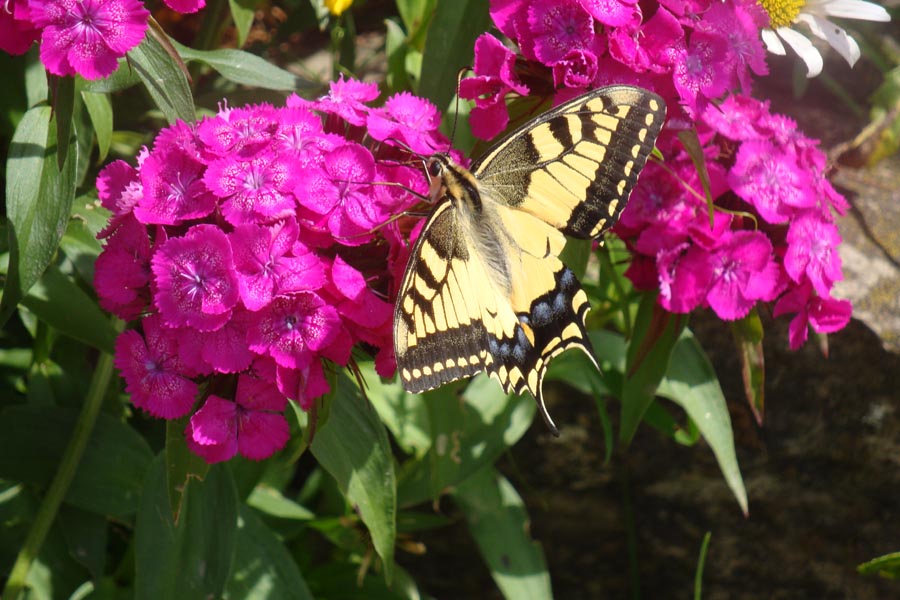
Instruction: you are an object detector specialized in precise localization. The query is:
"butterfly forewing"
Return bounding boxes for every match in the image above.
[473,85,665,238]
[394,85,666,433]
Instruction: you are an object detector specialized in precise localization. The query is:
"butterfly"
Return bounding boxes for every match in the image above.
[393,85,666,434]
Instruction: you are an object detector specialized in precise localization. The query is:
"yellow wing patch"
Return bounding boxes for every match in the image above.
[394,85,666,434]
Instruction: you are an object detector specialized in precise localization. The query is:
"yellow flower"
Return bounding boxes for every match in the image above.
[324,0,353,17]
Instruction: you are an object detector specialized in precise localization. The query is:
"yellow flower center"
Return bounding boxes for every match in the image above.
[325,0,353,16]
[757,0,805,28]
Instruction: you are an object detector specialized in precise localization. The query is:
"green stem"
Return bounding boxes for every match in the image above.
[599,243,633,336]
[2,344,118,600]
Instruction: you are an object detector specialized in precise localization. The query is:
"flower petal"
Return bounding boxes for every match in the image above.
[776,26,823,77]
[797,14,860,67]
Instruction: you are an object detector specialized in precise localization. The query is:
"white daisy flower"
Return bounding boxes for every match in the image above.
[758,0,891,77]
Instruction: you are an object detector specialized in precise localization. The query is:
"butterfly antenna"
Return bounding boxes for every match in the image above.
[447,66,470,150]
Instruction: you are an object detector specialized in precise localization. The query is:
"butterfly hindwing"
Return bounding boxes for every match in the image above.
[394,85,666,433]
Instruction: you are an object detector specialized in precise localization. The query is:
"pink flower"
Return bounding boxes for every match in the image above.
[197,104,278,158]
[94,214,151,320]
[230,219,326,310]
[459,33,530,139]
[175,310,254,375]
[1,0,40,55]
[670,34,731,115]
[185,385,289,463]
[247,292,342,370]
[307,74,379,127]
[114,315,198,419]
[275,358,330,410]
[702,231,780,320]
[784,213,843,296]
[294,143,383,242]
[579,0,640,28]
[526,0,596,65]
[773,281,852,350]
[161,0,205,14]
[366,92,445,155]
[29,0,149,80]
[728,140,816,224]
[151,225,240,331]
[204,150,297,225]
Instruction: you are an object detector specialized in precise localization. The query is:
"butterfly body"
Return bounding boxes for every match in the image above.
[394,86,666,434]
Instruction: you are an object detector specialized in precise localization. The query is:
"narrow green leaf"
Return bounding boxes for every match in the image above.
[677,128,714,227]
[135,457,239,600]
[2,105,77,328]
[731,310,765,425]
[228,0,258,48]
[81,90,113,162]
[396,375,535,507]
[52,75,76,170]
[172,41,315,91]
[129,33,195,124]
[164,417,210,522]
[453,468,552,600]
[311,372,397,581]
[693,531,712,600]
[247,486,315,521]
[224,505,315,599]
[658,332,748,514]
[0,405,154,519]
[359,361,432,458]
[620,293,686,445]
[418,0,490,111]
[858,551,900,579]
[22,264,118,354]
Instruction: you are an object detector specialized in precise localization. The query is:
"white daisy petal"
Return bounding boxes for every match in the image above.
[776,26,824,77]
[761,28,786,55]
[798,13,861,66]
[814,0,891,22]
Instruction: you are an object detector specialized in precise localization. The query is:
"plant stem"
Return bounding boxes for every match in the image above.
[1,345,117,600]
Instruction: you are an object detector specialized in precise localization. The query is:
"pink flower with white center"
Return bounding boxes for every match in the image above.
[151,225,240,331]
[137,146,217,225]
[197,104,278,158]
[526,0,596,65]
[305,74,379,127]
[773,281,852,350]
[784,213,843,296]
[204,150,297,226]
[114,315,198,419]
[247,292,342,370]
[28,0,149,80]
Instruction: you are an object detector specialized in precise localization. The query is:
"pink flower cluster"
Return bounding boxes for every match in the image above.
[463,0,852,348]
[96,77,444,462]
[0,0,205,80]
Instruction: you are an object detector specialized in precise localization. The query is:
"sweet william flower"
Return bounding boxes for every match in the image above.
[773,280,852,349]
[114,315,198,419]
[151,225,240,332]
[758,0,891,77]
[28,0,149,80]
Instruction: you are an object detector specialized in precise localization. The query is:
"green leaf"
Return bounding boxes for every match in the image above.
[731,309,765,425]
[310,372,397,581]
[0,405,154,519]
[359,361,432,458]
[418,0,490,111]
[396,375,535,507]
[453,468,552,600]
[129,32,195,124]
[172,41,315,91]
[228,0,258,47]
[164,417,210,522]
[247,486,315,521]
[2,105,77,328]
[657,332,747,514]
[693,531,712,600]
[59,505,107,580]
[620,293,686,445]
[60,203,107,285]
[135,457,239,600]
[224,505,315,599]
[52,75,76,170]
[81,90,113,162]
[858,551,900,579]
[22,264,118,354]
[80,59,143,93]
